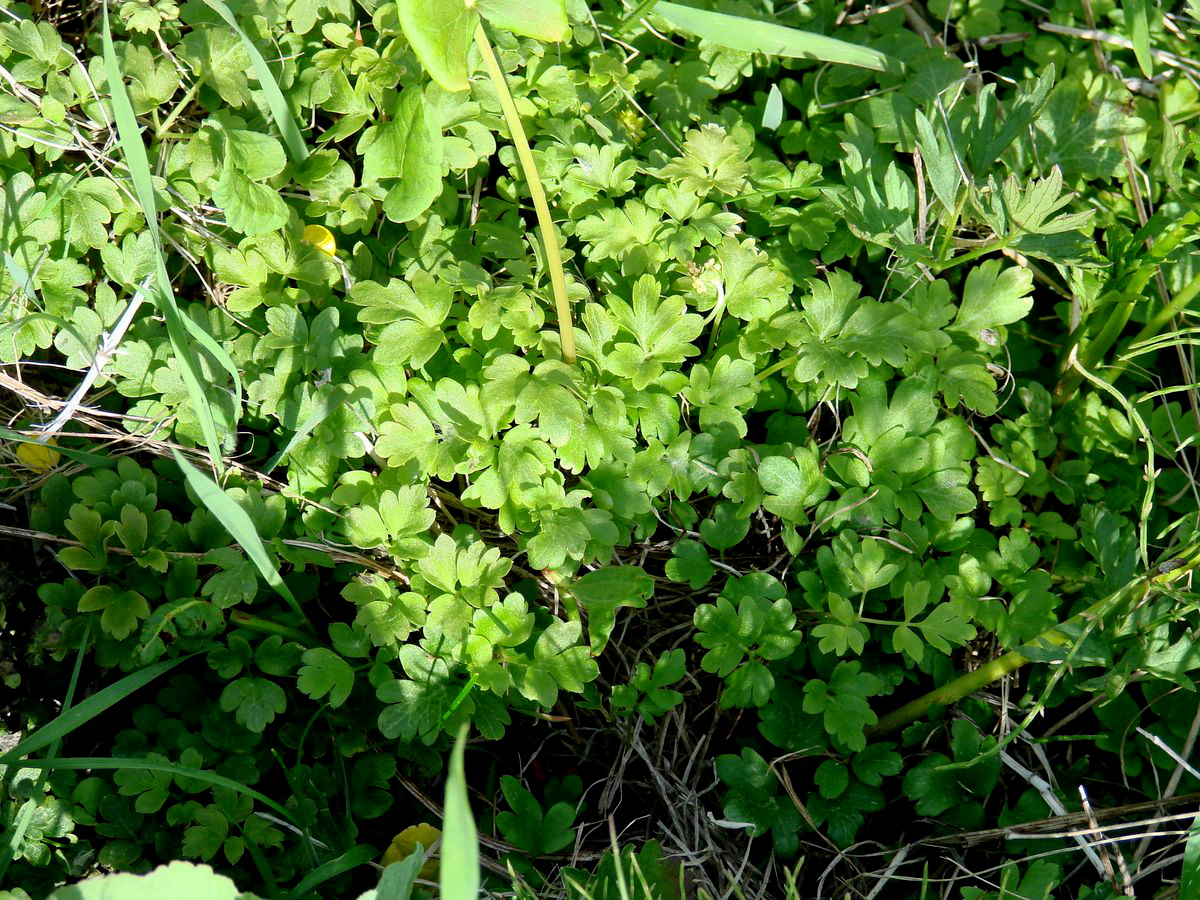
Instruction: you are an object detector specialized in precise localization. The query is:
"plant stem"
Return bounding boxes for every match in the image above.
[230,609,318,646]
[474,23,576,365]
[155,78,201,141]
[868,542,1200,737]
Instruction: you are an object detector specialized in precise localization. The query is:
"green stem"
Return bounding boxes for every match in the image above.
[229,609,318,646]
[1132,268,1200,346]
[474,24,576,365]
[1053,294,1135,405]
[868,544,1200,738]
[757,355,798,382]
[155,79,202,141]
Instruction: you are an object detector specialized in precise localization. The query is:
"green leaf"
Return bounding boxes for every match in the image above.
[46,860,266,899]
[78,585,150,640]
[398,0,477,92]
[612,649,686,722]
[377,678,450,743]
[213,166,288,236]
[296,647,355,708]
[801,661,880,752]
[758,450,829,524]
[665,539,714,589]
[652,1,894,72]
[495,775,577,855]
[360,89,444,224]
[477,0,567,42]
[218,677,286,732]
[521,620,599,707]
[572,566,654,654]
[714,747,803,856]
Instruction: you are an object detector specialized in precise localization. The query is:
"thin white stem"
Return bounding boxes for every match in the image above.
[37,276,153,441]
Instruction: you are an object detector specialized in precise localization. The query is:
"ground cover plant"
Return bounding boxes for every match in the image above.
[2,0,1200,895]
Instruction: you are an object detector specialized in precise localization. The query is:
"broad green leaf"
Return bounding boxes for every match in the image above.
[361,89,444,224]
[758,450,828,524]
[398,0,477,92]
[219,676,287,732]
[46,860,267,899]
[572,565,654,653]
[653,1,894,73]
[297,647,355,708]
[478,0,567,42]
[213,167,289,236]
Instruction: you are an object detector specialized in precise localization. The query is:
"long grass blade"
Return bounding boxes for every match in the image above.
[0,623,92,883]
[1124,0,1154,79]
[11,757,296,824]
[474,23,575,365]
[1182,813,1200,900]
[0,653,194,764]
[173,450,309,625]
[288,844,380,897]
[440,724,479,900]
[196,0,310,163]
[100,2,237,470]
[653,2,896,72]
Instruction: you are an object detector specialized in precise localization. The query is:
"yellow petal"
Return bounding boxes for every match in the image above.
[16,437,61,473]
[303,224,337,257]
[382,822,441,878]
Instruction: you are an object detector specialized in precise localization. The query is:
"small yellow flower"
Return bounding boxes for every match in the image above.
[302,224,338,257]
[381,822,441,879]
[16,437,61,473]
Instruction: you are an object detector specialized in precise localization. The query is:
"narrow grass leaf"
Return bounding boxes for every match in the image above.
[0,623,92,883]
[0,427,115,469]
[440,725,479,900]
[288,844,379,897]
[0,653,194,764]
[101,3,235,470]
[173,450,307,622]
[3,251,39,303]
[11,757,295,824]
[196,0,310,163]
[1182,813,1200,900]
[263,386,364,474]
[653,2,895,72]
[1124,0,1154,79]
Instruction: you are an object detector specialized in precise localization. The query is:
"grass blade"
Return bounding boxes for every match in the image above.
[10,757,296,824]
[653,1,896,72]
[474,24,576,365]
[196,0,310,163]
[264,386,366,474]
[0,623,91,883]
[288,844,379,898]
[0,653,194,765]
[100,2,237,470]
[173,450,309,626]
[1124,0,1154,79]
[440,724,479,900]
[0,426,115,469]
[1182,813,1200,900]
